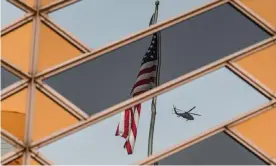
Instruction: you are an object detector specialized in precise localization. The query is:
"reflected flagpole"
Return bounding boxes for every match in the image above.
[148,1,161,164]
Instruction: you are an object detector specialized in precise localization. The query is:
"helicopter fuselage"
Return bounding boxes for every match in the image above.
[176,112,194,120]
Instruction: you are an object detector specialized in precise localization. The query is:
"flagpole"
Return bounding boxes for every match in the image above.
[148,1,160,165]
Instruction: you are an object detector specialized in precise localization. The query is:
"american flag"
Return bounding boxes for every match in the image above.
[115,32,159,154]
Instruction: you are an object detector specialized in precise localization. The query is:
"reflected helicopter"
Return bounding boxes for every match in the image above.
[172,105,201,121]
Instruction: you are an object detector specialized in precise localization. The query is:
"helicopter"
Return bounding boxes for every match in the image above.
[172,105,201,121]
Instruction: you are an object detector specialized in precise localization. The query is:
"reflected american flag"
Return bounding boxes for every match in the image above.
[115,33,159,154]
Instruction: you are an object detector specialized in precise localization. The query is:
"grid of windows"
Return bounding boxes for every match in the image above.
[1,0,276,165]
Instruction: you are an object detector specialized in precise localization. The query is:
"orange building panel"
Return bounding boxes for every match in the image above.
[1,88,28,141]
[41,0,57,6]
[32,89,79,141]
[240,0,276,28]
[2,22,33,73]
[22,0,35,8]
[21,0,56,8]
[236,44,276,93]
[37,22,82,73]
[6,157,23,165]
[231,107,276,160]
[30,158,41,165]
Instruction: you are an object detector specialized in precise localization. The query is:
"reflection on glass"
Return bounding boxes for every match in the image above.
[45,3,270,117]
[39,67,269,165]
[50,0,215,48]
[1,67,21,90]
[1,0,25,29]
[1,138,15,156]
[158,132,267,165]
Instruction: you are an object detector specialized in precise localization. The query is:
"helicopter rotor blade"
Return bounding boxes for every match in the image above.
[172,109,175,114]
[187,106,196,113]
[172,105,175,114]
[173,105,185,112]
[190,113,201,116]
[175,108,184,112]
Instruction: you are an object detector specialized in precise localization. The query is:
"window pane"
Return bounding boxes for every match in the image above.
[231,107,276,160]
[1,0,25,29]
[2,22,33,73]
[1,67,20,90]
[1,88,28,141]
[158,132,267,165]
[1,138,16,157]
[39,67,269,165]
[236,44,276,93]
[32,89,79,141]
[50,0,216,48]
[45,3,271,116]
[240,0,276,28]
[37,23,83,72]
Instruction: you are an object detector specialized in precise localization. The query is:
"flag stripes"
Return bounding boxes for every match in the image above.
[115,33,159,154]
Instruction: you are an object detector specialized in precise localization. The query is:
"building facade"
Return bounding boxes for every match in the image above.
[1,0,276,165]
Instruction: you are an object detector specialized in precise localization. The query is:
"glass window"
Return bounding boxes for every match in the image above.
[37,23,83,72]
[1,138,16,157]
[158,132,267,165]
[231,107,276,160]
[236,44,276,93]
[2,22,33,73]
[1,67,20,90]
[240,0,276,28]
[45,3,271,116]
[1,88,28,141]
[32,89,79,141]
[1,0,25,29]
[39,67,269,165]
[50,0,216,48]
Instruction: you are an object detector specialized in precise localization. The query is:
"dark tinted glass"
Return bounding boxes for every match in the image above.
[45,3,270,115]
[1,67,20,90]
[158,132,267,165]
